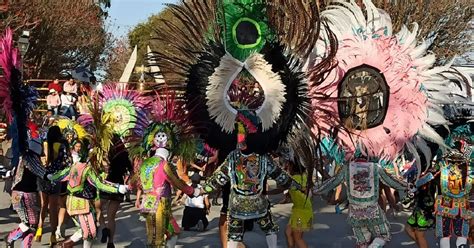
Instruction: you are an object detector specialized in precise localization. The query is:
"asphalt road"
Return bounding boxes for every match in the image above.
[0,181,443,248]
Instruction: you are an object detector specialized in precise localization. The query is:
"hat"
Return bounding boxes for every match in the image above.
[190,172,201,182]
[49,89,57,93]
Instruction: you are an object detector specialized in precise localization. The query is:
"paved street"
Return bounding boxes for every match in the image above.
[0,181,441,247]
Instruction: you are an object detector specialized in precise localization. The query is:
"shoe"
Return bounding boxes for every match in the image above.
[196,220,204,232]
[4,233,13,248]
[34,227,43,242]
[49,233,57,247]
[5,227,26,247]
[107,242,115,248]
[101,228,109,243]
[55,239,74,248]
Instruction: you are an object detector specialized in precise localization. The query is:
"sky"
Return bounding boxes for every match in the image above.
[107,0,176,38]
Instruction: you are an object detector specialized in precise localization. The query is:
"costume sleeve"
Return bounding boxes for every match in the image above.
[23,153,46,179]
[50,166,70,182]
[313,167,346,195]
[163,162,194,196]
[267,157,300,189]
[86,167,120,194]
[203,160,230,193]
[378,166,407,191]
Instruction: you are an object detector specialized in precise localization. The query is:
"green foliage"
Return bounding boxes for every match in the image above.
[127,8,185,82]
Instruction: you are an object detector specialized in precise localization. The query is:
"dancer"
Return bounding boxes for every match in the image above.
[128,92,200,248]
[3,142,46,248]
[47,104,130,248]
[415,125,473,248]
[202,142,302,248]
[405,177,436,248]
[313,155,407,248]
[0,28,43,248]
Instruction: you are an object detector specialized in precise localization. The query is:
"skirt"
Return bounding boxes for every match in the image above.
[288,208,313,232]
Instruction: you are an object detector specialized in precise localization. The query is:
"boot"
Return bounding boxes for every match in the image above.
[55,239,74,248]
[5,227,25,247]
[49,233,57,247]
[21,232,34,248]
[101,228,110,243]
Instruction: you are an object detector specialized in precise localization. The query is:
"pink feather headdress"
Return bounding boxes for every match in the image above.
[0,28,20,123]
[309,0,466,162]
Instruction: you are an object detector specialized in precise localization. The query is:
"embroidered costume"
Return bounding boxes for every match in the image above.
[149,1,332,246]
[47,99,130,248]
[129,92,199,248]
[314,160,407,247]
[49,161,127,248]
[0,28,43,248]
[5,152,45,248]
[203,149,299,242]
[416,124,474,248]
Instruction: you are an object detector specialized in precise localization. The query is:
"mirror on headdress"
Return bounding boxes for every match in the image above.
[338,65,389,130]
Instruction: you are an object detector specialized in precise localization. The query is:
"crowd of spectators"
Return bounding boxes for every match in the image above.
[46,78,90,120]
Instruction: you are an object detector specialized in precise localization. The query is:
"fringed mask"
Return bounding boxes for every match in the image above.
[143,123,177,153]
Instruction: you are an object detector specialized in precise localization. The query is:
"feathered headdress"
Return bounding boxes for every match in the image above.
[99,83,151,137]
[77,97,115,170]
[55,117,89,141]
[309,0,472,171]
[128,90,197,163]
[0,28,38,154]
[148,0,337,170]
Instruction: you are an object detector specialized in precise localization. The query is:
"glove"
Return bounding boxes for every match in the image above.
[46,174,53,181]
[118,185,129,194]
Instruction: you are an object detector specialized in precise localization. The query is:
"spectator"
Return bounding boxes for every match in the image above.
[60,92,77,119]
[48,79,62,94]
[77,84,90,115]
[63,78,78,95]
[46,89,61,115]
[181,173,210,231]
[41,110,55,128]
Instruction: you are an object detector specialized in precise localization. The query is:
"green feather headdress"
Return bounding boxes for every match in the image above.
[128,90,197,163]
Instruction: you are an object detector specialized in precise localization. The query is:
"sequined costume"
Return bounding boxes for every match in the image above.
[314,160,407,247]
[433,148,473,247]
[127,91,200,248]
[203,149,299,243]
[407,181,436,231]
[139,152,195,247]
[49,161,127,247]
[5,152,45,248]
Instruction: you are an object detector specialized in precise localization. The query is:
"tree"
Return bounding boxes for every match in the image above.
[127,8,186,83]
[103,36,132,81]
[374,0,472,65]
[1,0,112,78]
